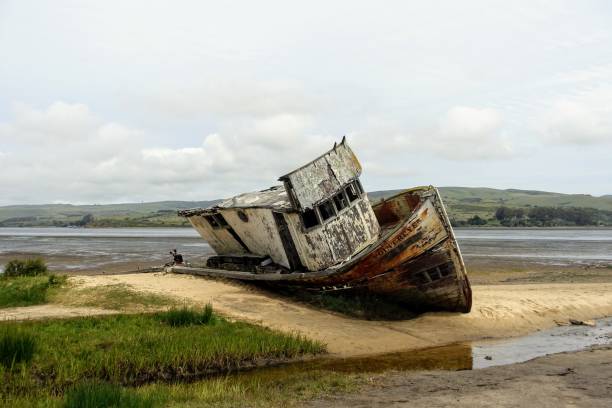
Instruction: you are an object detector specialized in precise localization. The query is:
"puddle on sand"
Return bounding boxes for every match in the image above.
[472,316,612,368]
[233,317,612,382]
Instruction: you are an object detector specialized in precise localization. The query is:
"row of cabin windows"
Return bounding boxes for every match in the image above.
[301,180,364,229]
[414,262,454,285]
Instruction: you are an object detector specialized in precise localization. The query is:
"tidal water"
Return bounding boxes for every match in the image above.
[0,227,611,272]
[0,227,209,271]
[205,317,612,379]
[455,228,612,267]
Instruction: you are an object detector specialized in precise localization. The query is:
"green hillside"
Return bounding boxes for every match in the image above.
[1,187,611,227]
[0,200,219,227]
[369,187,612,226]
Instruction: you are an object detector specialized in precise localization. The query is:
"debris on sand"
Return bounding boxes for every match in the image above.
[569,319,596,327]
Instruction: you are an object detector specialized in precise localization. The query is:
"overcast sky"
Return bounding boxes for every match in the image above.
[0,0,611,205]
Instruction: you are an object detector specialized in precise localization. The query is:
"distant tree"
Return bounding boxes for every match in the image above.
[467,215,487,225]
[495,207,508,221]
[75,213,94,226]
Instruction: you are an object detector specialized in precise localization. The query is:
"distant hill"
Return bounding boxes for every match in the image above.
[1,187,611,227]
[371,186,612,208]
[0,200,220,227]
[369,187,612,226]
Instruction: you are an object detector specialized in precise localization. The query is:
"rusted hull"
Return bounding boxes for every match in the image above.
[174,186,472,313]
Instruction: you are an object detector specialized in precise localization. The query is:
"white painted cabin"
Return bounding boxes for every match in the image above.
[180,139,381,272]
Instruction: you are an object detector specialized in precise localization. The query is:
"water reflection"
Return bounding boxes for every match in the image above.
[232,317,611,382]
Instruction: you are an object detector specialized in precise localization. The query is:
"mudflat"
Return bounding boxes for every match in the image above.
[305,346,612,408]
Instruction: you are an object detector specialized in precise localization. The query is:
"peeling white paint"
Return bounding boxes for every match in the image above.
[280,141,361,210]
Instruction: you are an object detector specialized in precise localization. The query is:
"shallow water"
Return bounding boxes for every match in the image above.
[231,317,612,381]
[471,316,612,368]
[456,228,612,267]
[0,227,210,271]
[0,227,610,271]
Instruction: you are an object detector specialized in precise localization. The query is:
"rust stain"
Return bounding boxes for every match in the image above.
[178,139,471,313]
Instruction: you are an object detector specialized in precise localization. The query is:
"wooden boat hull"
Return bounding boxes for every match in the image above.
[173,186,472,313]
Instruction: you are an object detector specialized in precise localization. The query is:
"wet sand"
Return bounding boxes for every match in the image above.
[24,272,610,357]
[305,346,612,408]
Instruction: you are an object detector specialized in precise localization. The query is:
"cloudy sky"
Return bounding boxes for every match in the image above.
[1,0,611,205]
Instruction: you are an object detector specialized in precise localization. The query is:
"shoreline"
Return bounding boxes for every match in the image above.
[4,273,612,358]
[305,345,612,407]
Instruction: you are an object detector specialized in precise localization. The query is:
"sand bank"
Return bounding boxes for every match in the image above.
[50,273,612,357]
[0,304,115,321]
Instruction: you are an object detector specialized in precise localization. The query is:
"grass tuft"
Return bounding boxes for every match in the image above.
[0,274,66,308]
[64,382,157,408]
[156,304,214,326]
[0,326,36,368]
[3,258,48,277]
[0,311,325,396]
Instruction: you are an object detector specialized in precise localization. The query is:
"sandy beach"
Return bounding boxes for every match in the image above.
[4,272,611,357]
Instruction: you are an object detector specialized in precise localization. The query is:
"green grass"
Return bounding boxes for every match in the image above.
[52,283,177,311]
[64,382,158,408]
[3,258,48,277]
[0,311,325,399]
[0,274,66,308]
[140,368,359,407]
[6,368,359,408]
[0,326,36,368]
[156,304,214,326]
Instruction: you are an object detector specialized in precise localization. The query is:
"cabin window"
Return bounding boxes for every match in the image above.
[214,214,229,227]
[318,199,336,221]
[237,210,249,222]
[355,179,364,195]
[301,208,320,228]
[415,263,454,285]
[204,215,220,229]
[333,191,348,212]
[438,263,453,277]
[346,183,360,202]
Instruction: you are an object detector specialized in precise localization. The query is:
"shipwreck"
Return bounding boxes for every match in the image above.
[176,138,472,313]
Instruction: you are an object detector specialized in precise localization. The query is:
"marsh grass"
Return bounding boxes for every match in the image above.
[64,382,158,408]
[0,311,325,398]
[137,368,360,407]
[52,283,177,311]
[0,326,36,368]
[3,258,48,277]
[156,304,214,326]
[6,368,359,408]
[0,274,66,308]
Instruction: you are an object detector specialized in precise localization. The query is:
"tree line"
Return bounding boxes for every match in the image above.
[495,206,612,226]
[451,206,612,227]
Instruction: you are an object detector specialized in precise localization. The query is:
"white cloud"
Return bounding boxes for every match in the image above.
[547,63,612,85]
[0,102,340,204]
[150,80,319,120]
[2,102,99,144]
[348,107,514,164]
[425,107,513,160]
[538,91,612,145]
